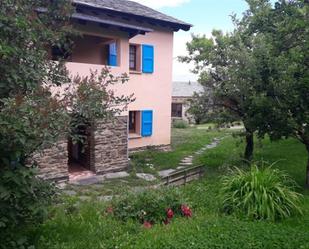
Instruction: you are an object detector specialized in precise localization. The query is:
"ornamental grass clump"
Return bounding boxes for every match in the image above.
[220,164,303,221]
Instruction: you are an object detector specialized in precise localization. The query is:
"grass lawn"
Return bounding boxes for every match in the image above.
[32,127,309,249]
[130,127,224,173]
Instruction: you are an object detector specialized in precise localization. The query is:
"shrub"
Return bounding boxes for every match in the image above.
[0,166,55,249]
[220,164,303,221]
[173,120,189,129]
[111,187,190,225]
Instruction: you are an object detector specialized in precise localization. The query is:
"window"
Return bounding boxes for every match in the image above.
[129,45,137,70]
[129,111,141,134]
[172,103,183,117]
[129,110,153,137]
[129,44,142,72]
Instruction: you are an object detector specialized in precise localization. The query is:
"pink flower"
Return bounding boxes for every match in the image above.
[143,221,152,229]
[166,208,174,219]
[181,204,192,218]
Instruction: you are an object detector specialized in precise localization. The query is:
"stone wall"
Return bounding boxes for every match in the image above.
[34,138,69,182]
[35,116,129,181]
[129,144,171,154]
[94,116,129,174]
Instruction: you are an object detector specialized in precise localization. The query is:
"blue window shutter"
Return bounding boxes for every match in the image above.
[141,110,153,137]
[108,42,117,66]
[142,45,154,73]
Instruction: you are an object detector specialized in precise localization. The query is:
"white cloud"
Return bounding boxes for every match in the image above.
[172,32,197,82]
[172,31,212,82]
[132,0,190,9]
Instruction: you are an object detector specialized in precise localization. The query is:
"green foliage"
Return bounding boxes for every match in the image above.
[0,0,73,98]
[187,92,214,124]
[180,0,309,165]
[111,187,185,224]
[220,164,303,221]
[0,1,73,247]
[0,166,55,249]
[179,26,260,160]
[242,0,309,183]
[173,120,189,129]
[0,1,134,248]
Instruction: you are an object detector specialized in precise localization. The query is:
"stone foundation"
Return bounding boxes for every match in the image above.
[34,138,69,182]
[129,144,171,154]
[94,116,129,174]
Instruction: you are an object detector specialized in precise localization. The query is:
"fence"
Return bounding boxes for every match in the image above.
[161,165,205,186]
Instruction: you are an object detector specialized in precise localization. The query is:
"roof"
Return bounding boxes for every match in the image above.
[36,7,153,37]
[172,81,203,97]
[73,0,192,31]
[72,12,153,34]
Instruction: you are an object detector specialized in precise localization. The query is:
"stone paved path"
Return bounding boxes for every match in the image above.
[69,171,129,186]
[158,137,222,177]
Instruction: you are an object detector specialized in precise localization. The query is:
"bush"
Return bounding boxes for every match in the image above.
[110,187,190,225]
[220,164,303,221]
[0,166,55,249]
[173,120,189,129]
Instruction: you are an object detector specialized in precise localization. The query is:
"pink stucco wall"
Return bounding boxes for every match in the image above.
[66,24,173,149]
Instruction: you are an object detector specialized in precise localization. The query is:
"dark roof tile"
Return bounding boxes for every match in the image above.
[73,0,192,31]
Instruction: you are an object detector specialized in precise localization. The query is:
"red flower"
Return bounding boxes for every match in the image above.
[143,221,152,229]
[181,204,192,218]
[105,206,113,214]
[166,208,174,219]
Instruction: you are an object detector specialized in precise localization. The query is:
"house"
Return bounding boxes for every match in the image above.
[35,0,192,181]
[171,81,203,123]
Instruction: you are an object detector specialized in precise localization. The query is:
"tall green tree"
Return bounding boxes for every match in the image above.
[244,0,309,186]
[180,27,263,161]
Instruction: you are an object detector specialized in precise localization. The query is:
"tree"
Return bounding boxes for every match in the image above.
[0,1,133,247]
[187,92,211,124]
[180,28,263,161]
[243,0,309,186]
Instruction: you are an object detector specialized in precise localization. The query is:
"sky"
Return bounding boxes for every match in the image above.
[133,0,254,82]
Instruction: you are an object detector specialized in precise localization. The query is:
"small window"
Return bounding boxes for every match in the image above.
[129,111,141,134]
[172,103,182,117]
[129,44,142,72]
[129,45,137,70]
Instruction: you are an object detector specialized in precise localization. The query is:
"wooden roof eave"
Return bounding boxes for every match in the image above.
[36,7,153,38]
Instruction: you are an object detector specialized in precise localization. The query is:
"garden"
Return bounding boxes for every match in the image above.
[24,126,309,249]
[1,1,308,249]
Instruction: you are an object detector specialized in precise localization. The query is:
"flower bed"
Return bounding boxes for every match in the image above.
[107,187,192,228]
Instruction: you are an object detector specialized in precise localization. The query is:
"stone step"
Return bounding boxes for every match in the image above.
[104,171,130,179]
[158,169,176,177]
[136,173,157,182]
[180,162,193,165]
